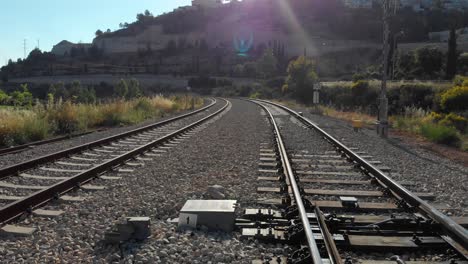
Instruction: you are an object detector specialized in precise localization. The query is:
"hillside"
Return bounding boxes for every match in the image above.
[2,0,468,80]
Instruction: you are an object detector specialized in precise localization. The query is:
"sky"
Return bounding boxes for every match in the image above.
[0,0,191,66]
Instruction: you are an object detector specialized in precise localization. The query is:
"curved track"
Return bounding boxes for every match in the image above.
[0,98,230,225]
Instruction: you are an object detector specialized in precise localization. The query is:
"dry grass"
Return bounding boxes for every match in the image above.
[322,80,452,91]
[0,95,203,147]
[320,107,376,126]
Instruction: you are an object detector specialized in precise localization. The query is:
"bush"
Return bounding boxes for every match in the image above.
[440,84,468,112]
[283,56,317,103]
[420,123,461,147]
[439,113,467,133]
[351,80,376,106]
[0,89,9,104]
[23,116,50,141]
[249,92,261,99]
[135,98,154,113]
[50,101,80,133]
[188,76,216,95]
[453,75,468,87]
[398,84,435,110]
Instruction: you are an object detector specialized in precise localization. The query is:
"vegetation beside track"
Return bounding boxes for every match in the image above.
[267,61,468,150]
[0,94,203,147]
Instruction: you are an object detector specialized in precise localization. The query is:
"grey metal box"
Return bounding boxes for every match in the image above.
[179,200,237,232]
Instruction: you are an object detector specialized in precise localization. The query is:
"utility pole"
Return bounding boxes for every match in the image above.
[23,39,27,59]
[377,0,397,138]
[391,31,404,79]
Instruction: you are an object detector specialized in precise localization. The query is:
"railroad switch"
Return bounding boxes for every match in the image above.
[289,248,312,264]
[340,196,358,208]
[242,208,283,221]
[285,224,305,243]
[281,194,292,206]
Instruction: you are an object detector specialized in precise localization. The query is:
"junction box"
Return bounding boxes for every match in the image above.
[179,200,237,232]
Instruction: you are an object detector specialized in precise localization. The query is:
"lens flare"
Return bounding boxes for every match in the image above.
[233,31,254,56]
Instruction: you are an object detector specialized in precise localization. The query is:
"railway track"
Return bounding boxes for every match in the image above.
[0,98,230,229]
[239,100,468,264]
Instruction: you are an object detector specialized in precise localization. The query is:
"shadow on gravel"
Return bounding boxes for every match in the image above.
[385,137,467,174]
[92,239,145,262]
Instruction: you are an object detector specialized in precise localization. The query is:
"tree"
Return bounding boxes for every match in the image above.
[11,84,33,107]
[416,47,444,77]
[459,53,468,74]
[446,28,458,80]
[95,29,103,37]
[257,48,278,79]
[144,10,153,17]
[282,56,318,103]
[126,79,141,99]
[137,10,153,23]
[0,89,9,104]
[114,79,128,98]
[233,64,245,77]
[1,73,8,83]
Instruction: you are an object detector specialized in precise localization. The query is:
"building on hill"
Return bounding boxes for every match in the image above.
[342,0,373,9]
[342,0,468,10]
[174,5,197,12]
[429,27,468,42]
[400,0,468,11]
[444,0,468,9]
[192,0,224,8]
[51,40,92,56]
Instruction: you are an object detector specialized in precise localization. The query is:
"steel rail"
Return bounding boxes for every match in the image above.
[0,99,230,225]
[258,99,468,253]
[0,130,102,156]
[315,207,342,264]
[253,100,323,264]
[0,98,217,180]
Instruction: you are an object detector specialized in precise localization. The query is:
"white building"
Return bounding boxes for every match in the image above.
[342,0,468,11]
[51,40,92,56]
[400,0,468,11]
[342,0,373,9]
[174,5,197,12]
[192,0,223,8]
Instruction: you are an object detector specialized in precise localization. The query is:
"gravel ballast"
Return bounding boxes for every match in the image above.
[0,99,292,263]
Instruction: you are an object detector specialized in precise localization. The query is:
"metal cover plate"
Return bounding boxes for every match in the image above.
[181,200,236,213]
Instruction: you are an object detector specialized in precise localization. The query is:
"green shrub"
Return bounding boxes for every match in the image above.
[249,92,261,99]
[352,73,367,82]
[440,85,468,112]
[135,98,153,113]
[23,117,50,141]
[439,113,467,133]
[0,89,9,104]
[452,75,468,87]
[420,123,461,147]
[50,101,81,133]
